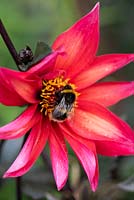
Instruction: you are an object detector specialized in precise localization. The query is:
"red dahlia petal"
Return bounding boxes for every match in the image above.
[52,3,99,78]
[95,139,134,156]
[3,117,48,177]
[79,81,134,107]
[49,123,68,190]
[0,67,40,104]
[72,54,134,90]
[0,68,26,106]
[0,105,38,139]
[0,81,26,106]
[61,101,134,143]
[63,132,99,191]
[95,140,134,156]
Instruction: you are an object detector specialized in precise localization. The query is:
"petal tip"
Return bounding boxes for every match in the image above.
[57,185,63,191]
[93,2,100,12]
[88,2,100,19]
[3,173,9,178]
[56,179,67,191]
[95,2,100,8]
[126,53,134,62]
[130,53,134,61]
[3,171,17,178]
[55,172,68,191]
[91,181,98,192]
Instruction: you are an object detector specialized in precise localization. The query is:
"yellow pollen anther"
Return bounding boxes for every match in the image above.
[39,76,79,118]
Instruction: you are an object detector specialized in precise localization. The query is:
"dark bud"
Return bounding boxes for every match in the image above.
[18,46,33,65]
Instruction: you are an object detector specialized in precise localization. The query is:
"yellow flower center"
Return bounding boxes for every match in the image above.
[39,76,78,121]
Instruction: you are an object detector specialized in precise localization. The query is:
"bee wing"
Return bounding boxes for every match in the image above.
[51,96,74,121]
[52,97,68,116]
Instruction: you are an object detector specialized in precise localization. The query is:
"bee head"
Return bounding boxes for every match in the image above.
[55,85,76,104]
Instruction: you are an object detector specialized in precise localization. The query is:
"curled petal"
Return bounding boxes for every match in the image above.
[27,48,65,76]
[60,101,134,143]
[63,131,99,191]
[0,105,37,139]
[3,117,48,177]
[0,68,26,106]
[79,81,134,107]
[0,81,26,106]
[49,123,68,190]
[52,3,99,78]
[72,54,134,90]
[0,68,40,104]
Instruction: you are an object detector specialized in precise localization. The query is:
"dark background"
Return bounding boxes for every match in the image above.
[0,0,134,199]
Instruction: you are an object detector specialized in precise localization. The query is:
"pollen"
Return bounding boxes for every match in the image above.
[39,76,78,118]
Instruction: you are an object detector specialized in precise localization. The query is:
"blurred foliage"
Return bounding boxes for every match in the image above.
[0,0,134,199]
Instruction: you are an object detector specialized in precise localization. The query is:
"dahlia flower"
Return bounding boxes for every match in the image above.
[0,3,134,191]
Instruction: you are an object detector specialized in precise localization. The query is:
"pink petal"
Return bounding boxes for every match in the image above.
[48,123,68,190]
[52,3,99,78]
[79,81,134,107]
[95,140,134,156]
[0,105,37,139]
[64,132,99,191]
[0,67,40,104]
[60,101,134,143]
[27,48,65,76]
[0,81,26,106]
[3,116,48,177]
[0,68,26,106]
[72,54,134,90]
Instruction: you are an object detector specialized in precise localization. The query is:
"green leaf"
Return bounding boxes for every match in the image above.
[32,41,52,64]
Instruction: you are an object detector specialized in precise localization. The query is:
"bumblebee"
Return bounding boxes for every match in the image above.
[51,85,76,121]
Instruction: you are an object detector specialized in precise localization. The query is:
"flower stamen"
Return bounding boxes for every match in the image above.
[39,76,78,121]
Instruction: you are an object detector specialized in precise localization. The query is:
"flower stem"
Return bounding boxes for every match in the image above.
[16,177,22,200]
[0,19,21,67]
